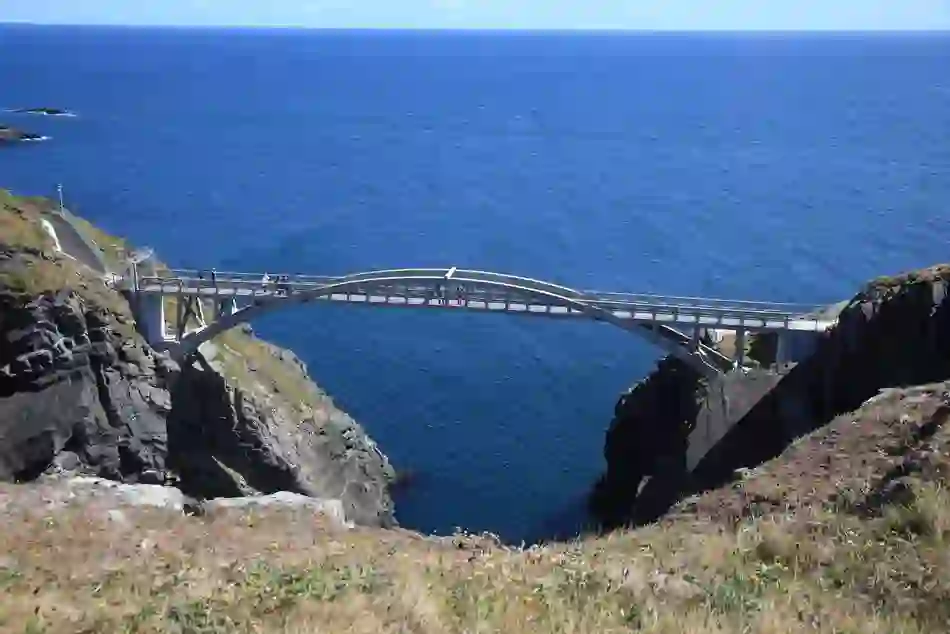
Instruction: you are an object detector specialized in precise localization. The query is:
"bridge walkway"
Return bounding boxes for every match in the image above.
[123,267,835,377]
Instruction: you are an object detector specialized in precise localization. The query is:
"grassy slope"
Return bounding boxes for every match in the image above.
[1,381,948,633]
[0,190,134,337]
[3,190,950,632]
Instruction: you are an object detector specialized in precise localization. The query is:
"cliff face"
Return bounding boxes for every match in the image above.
[168,329,395,527]
[588,356,705,523]
[594,265,950,527]
[0,290,172,483]
[0,191,395,527]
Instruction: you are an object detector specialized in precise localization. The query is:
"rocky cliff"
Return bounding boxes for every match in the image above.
[593,264,950,527]
[0,190,395,526]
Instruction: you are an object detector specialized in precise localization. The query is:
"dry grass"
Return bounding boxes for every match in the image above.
[0,189,54,252]
[69,214,130,272]
[0,190,136,336]
[0,247,133,327]
[214,328,328,410]
[2,383,949,633]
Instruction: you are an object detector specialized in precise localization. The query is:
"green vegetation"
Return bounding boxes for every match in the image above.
[214,328,327,410]
[0,188,55,252]
[0,189,133,333]
[1,375,949,632]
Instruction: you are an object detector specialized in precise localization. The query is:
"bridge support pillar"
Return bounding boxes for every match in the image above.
[776,332,789,367]
[735,329,746,367]
[138,293,167,347]
[691,324,702,351]
[216,297,238,318]
[129,255,168,347]
[775,330,824,368]
[174,290,185,342]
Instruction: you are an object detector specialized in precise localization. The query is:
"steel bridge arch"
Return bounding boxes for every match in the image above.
[167,268,734,376]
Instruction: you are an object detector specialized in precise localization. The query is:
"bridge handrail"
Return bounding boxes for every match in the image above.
[161,269,342,283]
[152,271,812,308]
[163,267,584,295]
[585,289,823,310]
[588,300,819,321]
[453,269,584,297]
[586,293,824,314]
[137,279,820,319]
[158,269,826,312]
[137,274,826,323]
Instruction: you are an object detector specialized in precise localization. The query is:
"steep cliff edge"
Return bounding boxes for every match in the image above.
[593,264,950,527]
[0,190,395,526]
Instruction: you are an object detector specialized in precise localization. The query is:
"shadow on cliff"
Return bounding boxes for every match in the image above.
[166,354,307,499]
[591,271,950,529]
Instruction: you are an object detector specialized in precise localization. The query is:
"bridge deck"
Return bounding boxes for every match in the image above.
[133,269,835,333]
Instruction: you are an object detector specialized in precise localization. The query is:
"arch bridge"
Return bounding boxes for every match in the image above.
[121,265,836,377]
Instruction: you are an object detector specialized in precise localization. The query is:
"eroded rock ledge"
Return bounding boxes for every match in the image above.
[0,191,395,527]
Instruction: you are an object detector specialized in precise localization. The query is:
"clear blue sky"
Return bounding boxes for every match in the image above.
[3,0,950,31]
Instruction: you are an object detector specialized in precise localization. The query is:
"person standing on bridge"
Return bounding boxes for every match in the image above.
[276,275,290,296]
[210,268,217,291]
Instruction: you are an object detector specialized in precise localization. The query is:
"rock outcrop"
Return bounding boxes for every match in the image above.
[167,332,395,527]
[0,126,46,144]
[0,290,172,484]
[8,107,74,117]
[588,356,705,524]
[593,265,950,527]
[0,191,395,527]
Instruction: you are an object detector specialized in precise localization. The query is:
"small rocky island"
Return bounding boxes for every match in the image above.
[0,125,47,144]
[7,106,76,117]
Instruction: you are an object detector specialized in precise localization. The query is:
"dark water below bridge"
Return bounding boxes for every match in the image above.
[2,26,949,542]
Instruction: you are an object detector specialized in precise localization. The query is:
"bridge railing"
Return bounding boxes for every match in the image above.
[160,269,342,285]
[585,289,824,312]
[585,294,825,319]
[136,269,837,325]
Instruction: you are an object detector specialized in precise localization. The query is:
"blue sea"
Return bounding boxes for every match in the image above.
[2,25,948,542]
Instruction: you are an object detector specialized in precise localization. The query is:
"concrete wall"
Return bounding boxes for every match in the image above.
[777,329,822,366]
[685,369,787,471]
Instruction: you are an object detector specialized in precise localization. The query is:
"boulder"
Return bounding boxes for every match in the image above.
[203,491,352,528]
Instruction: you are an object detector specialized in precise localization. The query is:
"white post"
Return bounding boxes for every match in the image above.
[196,299,207,328]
